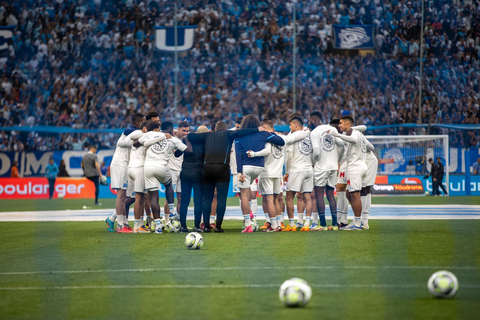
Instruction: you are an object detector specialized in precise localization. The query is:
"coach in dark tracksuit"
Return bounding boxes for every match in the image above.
[434,156,448,196]
[178,127,207,232]
[188,121,262,233]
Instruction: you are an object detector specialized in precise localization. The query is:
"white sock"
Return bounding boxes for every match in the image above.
[337,191,346,224]
[108,212,117,222]
[312,212,319,224]
[342,196,349,224]
[363,193,371,223]
[297,212,304,224]
[305,217,311,227]
[265,214,270,222]
[134,219,141,230]
[354,217,361,227]
[276,215,281,224]
[154,218,162,229]
[243,215,251,227]
[281,212,285,223]
[289,219,295,227]
[250,200,257,218]
[124,216,129,226]
[209,216,215,224]
[117,215,124,227]
[169,203,175,215]
[271,219,278,229]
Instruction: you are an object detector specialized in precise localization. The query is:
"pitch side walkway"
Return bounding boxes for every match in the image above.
[0,205,479,221]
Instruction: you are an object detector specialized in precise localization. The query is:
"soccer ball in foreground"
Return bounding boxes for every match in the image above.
[165,220,181,233]
[425,191,430,196]
[427,271,459,298]
[279,278,312,307]
[58,193,64,199]
[251,220,259,232]
[185,232,203,250]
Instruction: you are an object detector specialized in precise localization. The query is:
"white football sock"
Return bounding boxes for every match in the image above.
[243,215,251,227]
[276,215,281,224]
[281,212,285,223]
[265,214,270,222]
[154,218,162,229]
[289,219,295,227]
[297,212,304,224]
[354,217,361,227]
[108,212,117,222]
[305,217,311,227]
[312,212,319,224]
[168,203,175,215]
[134,220,141,230]
[271,219,278,229]
[209,216,215,224]
[250,200,257,218]
[117,215,124,227]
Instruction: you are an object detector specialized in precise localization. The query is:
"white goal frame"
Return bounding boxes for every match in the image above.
[365,135,449,195]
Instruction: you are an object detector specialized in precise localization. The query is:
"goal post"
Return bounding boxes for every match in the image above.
[365,135,449,196]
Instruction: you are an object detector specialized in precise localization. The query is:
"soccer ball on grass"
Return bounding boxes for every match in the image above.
[427,271,458,298]
[58,193,64,199]
[185,232,203,250]
[279,278,312,307]
[165,220,181,233]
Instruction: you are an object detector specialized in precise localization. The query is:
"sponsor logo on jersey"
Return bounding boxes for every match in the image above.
[299,135,313,155]
[321,131,335,152]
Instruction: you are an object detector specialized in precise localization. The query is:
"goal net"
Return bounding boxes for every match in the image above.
[365,135,449,196]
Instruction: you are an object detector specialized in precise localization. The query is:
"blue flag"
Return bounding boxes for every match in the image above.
[333,25,375,49]
[154,26,197,52]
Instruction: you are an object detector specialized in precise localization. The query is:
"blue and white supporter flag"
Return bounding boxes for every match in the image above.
[0,26,15,51]
[333,25,375,50]
[154,26,197,52]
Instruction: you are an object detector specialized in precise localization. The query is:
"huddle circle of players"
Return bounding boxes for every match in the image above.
[104,111,377,234]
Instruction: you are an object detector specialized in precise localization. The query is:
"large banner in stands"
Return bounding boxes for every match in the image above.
[0,150,114,178]
[334,25,375,49]
[374,175,480,196]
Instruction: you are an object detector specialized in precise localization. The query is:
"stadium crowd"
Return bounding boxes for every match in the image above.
[0,0,480,151]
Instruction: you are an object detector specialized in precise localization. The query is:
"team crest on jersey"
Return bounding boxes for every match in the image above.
[299,135,313,155]
[360,137,367,153]
[321,131,335,152]
[272,144,284,159]
[152,139,168,153]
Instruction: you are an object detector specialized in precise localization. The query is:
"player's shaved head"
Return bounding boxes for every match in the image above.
[161,121,174,134]
[146,111,159,121]
[330,118,340,126]
[197,125,209,133]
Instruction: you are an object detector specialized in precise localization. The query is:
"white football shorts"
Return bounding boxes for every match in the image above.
[110,164,128,190]
[238,166,265,189]
[347,169,367,192]
[365,157,378,187]
[128,167,145,194]
[314,169,337,188]
[171,170,181,193]
[144,166,172,191]
[259,177,282,195]
[287,170,313,193]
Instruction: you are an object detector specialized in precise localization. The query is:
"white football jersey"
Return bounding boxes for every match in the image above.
[127,131,146,168]
[310,125,340,171]
[168,149,184,171]
[110,133,133,167]
[365,137,377,165]
[261,142,285,178]
[141,132,187,167]
[230,140,237,174]
[345,130,367,171]
[285,130,313,173]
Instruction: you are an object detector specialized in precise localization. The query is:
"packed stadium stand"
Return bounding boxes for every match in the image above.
[0,0,479,151]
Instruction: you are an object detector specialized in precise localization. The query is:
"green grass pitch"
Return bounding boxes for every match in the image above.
[1,196,480,212]
[0,220,479,320]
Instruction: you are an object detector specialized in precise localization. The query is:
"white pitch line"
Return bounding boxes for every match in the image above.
[1,265,478,276]
[0,283,479,291]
